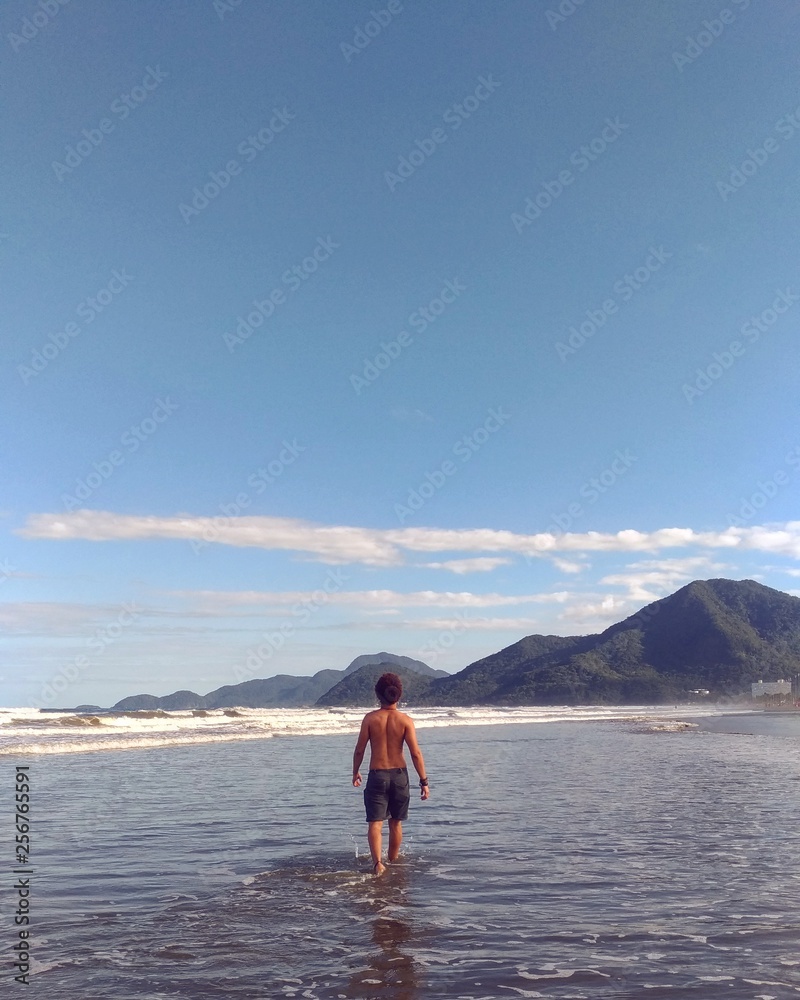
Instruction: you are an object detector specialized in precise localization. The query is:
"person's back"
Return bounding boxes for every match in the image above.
[361,707,415,769]
[352,672,429,875]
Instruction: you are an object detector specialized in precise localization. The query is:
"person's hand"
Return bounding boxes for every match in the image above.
[353,772,362,787]
[421,784,430,800]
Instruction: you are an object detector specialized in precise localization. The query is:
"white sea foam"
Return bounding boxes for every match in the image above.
[0,703,736,756]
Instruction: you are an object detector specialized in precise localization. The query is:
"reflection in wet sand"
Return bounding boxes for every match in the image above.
[347,865,420,1000]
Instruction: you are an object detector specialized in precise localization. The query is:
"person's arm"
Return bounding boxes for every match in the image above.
[352,717,369,786]
[404,718,430,799]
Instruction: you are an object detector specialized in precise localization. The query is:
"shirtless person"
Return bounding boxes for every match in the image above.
[352,672,430,875]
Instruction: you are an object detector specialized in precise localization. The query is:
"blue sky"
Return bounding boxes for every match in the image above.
[3,0,800,708]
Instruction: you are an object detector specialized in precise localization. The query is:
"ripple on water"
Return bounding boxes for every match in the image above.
[24,719,800,998]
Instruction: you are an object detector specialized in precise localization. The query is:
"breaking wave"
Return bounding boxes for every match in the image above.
[0,703,732,756]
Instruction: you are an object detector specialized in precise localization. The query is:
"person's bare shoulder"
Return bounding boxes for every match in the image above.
[363,708,383,728]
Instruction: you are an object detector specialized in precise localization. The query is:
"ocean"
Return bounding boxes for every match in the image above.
[3,705,800,999]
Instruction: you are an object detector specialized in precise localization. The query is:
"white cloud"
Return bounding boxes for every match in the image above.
[552,557,587,574]
[599,556,729,601]
[19,511,400,566]
[552,556,731,631]
[0,589,575,644]
[422,557,513,574]
[340,614,552,633]
[170,588,573,610]
[18,511,800,567]
[397,616,553,632]
[557,594,631,630]
[0,602,122,636]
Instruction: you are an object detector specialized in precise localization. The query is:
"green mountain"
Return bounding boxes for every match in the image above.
[316,662,438,707]
[95,580,800,711]
[417,578,800,705]
[342,652,443,677]
[424,634,591,705]
[110,652,443,710]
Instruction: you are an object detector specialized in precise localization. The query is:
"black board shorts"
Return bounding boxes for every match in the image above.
[364,768,410,822]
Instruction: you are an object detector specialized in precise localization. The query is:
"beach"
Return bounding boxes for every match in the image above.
[7,1,800,996]
[4,707,800,998]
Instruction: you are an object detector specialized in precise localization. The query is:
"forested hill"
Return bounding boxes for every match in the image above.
[111,651,443,710]
[99,581,800,710]
[414,579,800,705]
[316,662,442,707]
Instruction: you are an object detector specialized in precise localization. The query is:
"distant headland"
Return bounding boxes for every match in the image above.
[55,580,800,711]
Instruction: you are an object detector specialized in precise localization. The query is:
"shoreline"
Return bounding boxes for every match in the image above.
[689,709,800,738]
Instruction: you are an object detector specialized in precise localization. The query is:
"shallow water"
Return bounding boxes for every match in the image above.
[8,715,800,998]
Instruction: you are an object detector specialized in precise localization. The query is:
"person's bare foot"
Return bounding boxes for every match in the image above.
[373,860,386,876]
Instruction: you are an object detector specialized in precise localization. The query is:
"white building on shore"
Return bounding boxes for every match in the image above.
[751,679,792,703]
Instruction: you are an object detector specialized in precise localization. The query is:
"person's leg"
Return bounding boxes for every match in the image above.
[367,820,385,874]
[387,769,409,863]
[388,818,402,861]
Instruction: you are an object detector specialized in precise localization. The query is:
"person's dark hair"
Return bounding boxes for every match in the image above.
[375,672,402,705]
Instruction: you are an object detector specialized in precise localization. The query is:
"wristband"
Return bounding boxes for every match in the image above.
[419,778,429,787]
